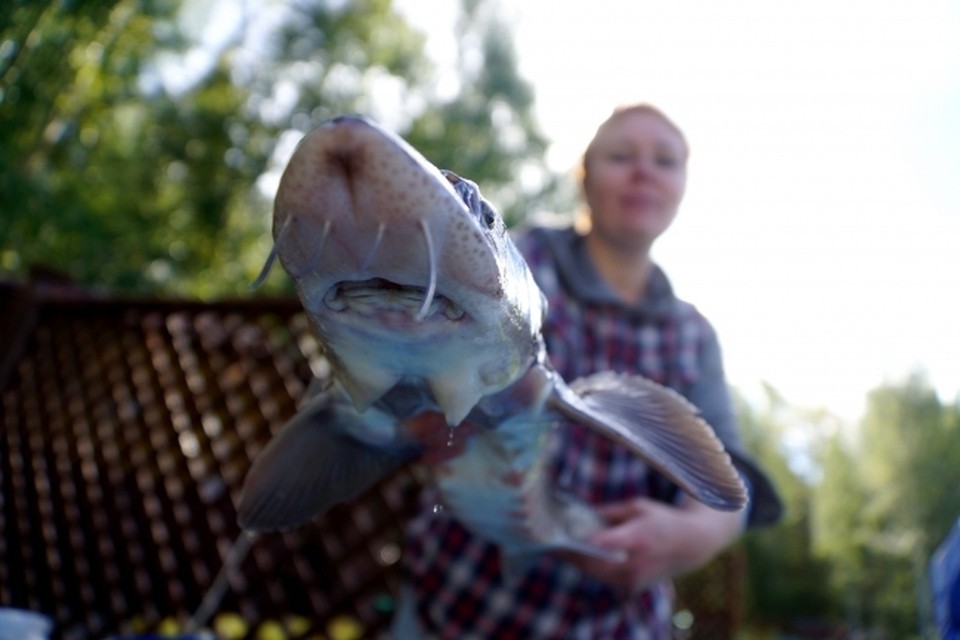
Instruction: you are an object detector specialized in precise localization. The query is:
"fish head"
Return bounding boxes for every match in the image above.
[270,116,545,424]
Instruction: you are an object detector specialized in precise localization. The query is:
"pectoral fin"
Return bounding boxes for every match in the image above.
[547,371,747,511]
[237,390,413,532]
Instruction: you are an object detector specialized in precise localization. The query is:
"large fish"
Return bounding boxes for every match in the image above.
[237,116,747,564]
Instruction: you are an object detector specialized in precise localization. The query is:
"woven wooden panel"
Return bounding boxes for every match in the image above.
[0,290,421,639]
[0,283,741,639]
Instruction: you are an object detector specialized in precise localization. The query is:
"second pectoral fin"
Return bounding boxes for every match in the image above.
[547,371,747,511]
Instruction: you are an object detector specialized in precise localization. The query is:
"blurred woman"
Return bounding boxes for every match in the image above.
[394,104,781,639]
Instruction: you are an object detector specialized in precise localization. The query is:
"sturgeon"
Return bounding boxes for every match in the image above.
[237,116,747,563]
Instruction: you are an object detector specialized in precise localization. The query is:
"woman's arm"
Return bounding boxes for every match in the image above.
[561,495,744,590]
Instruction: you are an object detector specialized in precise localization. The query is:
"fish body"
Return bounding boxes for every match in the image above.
[238,116,747,562]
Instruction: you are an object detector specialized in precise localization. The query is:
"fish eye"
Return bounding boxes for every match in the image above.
[479,201,497,229]
[445,170,497,229]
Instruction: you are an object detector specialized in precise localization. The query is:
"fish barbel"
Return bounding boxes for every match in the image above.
[237,116,747,563]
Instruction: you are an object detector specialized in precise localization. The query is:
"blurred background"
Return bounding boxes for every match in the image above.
[2,0,959,637]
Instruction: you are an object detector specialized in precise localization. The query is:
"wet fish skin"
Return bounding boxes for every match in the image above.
[237,116,747,562]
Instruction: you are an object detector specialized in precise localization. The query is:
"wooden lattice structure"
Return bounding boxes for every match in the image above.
[0,277,743,639]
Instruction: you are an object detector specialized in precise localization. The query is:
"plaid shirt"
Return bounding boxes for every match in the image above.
[394,226,743,639]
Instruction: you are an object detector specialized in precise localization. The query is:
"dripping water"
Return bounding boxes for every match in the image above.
[433,425,458,514]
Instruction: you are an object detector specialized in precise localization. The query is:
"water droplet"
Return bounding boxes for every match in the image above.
[432,503,444,514]
[446,426,456,448]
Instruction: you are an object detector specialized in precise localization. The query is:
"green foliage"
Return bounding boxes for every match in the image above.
[736,375,960,636]
[734,388,838,629]
[403,1,560,226]
[813,372,960,637]
[1,0,560,297]
[860,374,960,549]
[1,0,261,295]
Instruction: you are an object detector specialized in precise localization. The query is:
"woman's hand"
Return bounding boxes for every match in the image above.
[561,496,744,590]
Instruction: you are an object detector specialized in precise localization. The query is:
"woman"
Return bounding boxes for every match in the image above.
[394,104,781,639]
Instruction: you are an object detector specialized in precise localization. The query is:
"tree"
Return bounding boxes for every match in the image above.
[1,0,561,297]
[402,0,565,226]
[734,386,839,632]
[813,372,960,637]
[811,428,875,631]
[0,0,265,295]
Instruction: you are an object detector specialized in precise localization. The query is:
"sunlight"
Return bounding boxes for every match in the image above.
[398,0,960,419]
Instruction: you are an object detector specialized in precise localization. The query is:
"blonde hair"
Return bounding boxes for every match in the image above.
[582,103,689,170]
[574,103,688,233]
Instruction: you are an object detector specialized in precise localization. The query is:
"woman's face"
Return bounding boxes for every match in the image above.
[582,110,688,251]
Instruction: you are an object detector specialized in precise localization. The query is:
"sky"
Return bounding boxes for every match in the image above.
[396,0,960,420]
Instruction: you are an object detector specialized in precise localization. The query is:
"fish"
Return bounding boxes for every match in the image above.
[237,116,748,565]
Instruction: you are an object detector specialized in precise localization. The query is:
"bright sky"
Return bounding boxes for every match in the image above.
[397,0,960,420]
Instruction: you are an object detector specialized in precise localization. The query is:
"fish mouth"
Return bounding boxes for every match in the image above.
[322,278,467,322]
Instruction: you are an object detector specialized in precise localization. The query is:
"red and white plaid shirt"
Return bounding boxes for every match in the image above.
[395,226,747,639]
